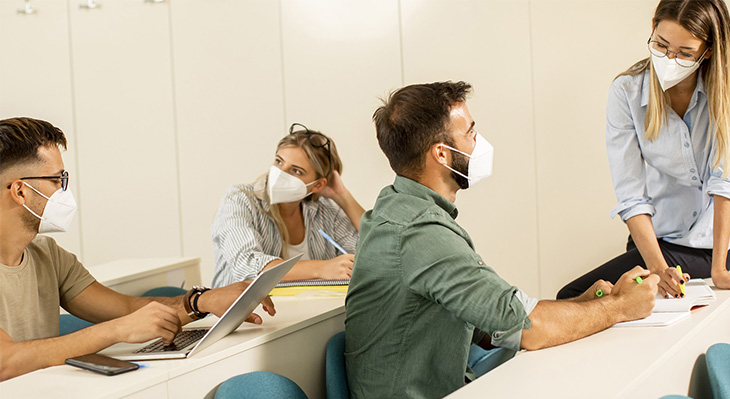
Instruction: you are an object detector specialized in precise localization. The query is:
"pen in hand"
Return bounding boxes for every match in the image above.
[676,265,686,297]
[318,229,348,255]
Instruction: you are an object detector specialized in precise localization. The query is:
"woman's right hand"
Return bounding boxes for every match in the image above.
[655,267,690,298]
[318,254,354,279]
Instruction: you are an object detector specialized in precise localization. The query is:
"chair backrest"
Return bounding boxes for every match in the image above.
[707,343,730,399]
[326,331,349,399]
[214,371,307,399]
[59,314,94,335]
[141,286,187,297]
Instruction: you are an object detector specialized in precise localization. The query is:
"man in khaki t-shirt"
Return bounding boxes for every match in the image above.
[0,118,276,381]
[0,235,95,342]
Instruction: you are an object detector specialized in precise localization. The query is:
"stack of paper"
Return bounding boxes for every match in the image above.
[613,279,715,327]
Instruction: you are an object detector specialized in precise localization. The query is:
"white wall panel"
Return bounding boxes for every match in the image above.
[0,0,83,257]
[69,0,180,265]
[401,0,540,297]
[530,1,657,297]
[170,0,285,285]
[280,0,402,213]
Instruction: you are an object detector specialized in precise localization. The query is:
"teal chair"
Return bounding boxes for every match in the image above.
[214,371,307,399]
[326,331,349,399]
[59,314,94,336]
[707,343,730,399]
[59,286,187,335]
[468,344,516,377]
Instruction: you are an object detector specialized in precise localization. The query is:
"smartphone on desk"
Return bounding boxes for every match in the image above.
[65,353,139,376]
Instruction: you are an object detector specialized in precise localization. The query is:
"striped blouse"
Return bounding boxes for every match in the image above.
[210,184,359,287]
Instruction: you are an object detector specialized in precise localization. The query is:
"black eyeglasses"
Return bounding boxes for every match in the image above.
[6,171,69,191]
[289,123,333,177]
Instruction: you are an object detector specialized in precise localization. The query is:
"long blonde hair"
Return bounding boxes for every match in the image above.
[238,128,343,257]
[618,0,730,176]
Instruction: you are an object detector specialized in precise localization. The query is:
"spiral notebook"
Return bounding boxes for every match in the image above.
[271,278,350,296]
[275,278,350,287]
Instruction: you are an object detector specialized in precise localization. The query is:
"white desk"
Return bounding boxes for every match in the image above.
[87,257,201,296]
[448,279,730,399]
[1,295,346,399]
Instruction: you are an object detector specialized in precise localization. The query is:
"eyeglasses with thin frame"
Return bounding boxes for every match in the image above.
[289,123,333,177]
[647,35,710,68]
[5,170,69,191]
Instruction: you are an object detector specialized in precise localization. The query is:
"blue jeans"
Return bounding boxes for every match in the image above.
[468,344,516,378]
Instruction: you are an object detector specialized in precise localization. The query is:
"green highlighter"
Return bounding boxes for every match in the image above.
[595,276,642,298]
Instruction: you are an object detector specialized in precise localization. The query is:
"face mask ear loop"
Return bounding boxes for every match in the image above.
[20,182,50,221]
[441,143,472,158]
[22,181,52,200]
[22,204,43,220]
[438,144,470,180]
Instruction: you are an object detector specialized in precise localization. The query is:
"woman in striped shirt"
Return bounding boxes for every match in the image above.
[211,124,364,287]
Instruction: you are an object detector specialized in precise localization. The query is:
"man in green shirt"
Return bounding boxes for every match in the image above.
[345,81,660,398]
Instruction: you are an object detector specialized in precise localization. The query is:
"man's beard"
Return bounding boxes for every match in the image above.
[21,202,42,233]
[450,151,470,190]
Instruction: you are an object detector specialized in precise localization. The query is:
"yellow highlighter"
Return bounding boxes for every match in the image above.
[676,265,686,296]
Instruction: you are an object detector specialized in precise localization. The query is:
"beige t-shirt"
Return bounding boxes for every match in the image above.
[0,235,96,342]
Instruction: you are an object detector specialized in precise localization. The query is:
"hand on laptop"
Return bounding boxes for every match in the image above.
[197,281,276,324]
[114,302,181,345]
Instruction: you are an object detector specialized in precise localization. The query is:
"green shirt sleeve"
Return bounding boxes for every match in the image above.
[401,220,531,351]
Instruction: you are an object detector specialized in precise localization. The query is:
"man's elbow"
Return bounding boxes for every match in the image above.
[519,318,549,351]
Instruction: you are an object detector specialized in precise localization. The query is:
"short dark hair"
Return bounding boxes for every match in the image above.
[0,117,67,175]
[373,81,472,178]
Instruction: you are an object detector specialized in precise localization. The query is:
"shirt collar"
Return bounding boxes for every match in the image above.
[392,175,459,219]
[641,68,707,107]
[302,197,320,219]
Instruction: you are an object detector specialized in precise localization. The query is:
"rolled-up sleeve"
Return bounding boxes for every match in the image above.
[211,188,280,287]
[606,80,655,221]
[402,221,531,352]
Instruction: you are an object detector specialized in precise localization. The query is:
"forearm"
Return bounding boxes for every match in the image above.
[263,259,327,281]
[626,214,667,273]
[330,189,365,232]
[713,196,730,273]
[0,324,119,381]
[520,298,623,350]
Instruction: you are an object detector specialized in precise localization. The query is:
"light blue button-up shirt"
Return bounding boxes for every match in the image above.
[606,68,730,248]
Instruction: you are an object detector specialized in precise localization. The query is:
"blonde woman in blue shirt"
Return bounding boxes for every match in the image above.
[559,0,730,300]
[211,124,364,287]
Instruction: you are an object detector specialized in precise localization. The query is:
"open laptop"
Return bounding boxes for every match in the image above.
[99,254,302,361]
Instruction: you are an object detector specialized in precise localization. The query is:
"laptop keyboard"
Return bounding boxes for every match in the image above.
[134,328,209,353]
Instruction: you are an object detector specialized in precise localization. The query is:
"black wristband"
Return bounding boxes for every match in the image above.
[188,286,210,319]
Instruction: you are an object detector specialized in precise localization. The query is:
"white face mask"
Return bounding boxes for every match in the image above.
[651,53,703,91]
[441,133,494,188]
[267,165,319,205]
[22,182,77,233]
